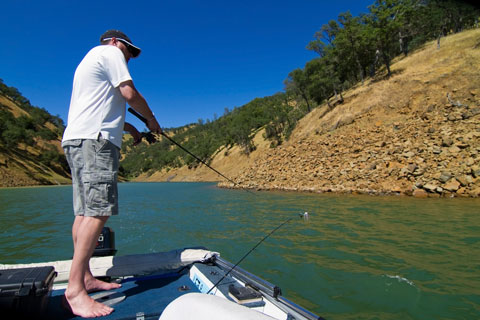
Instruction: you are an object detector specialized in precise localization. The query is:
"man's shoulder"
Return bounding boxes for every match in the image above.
[79,45,126,71]
[87,45,122,58]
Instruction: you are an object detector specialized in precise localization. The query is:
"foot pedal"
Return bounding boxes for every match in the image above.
[90,291,126,307]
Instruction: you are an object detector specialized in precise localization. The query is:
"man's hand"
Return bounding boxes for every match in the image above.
[147,117,162,135]
[132,131,142,146]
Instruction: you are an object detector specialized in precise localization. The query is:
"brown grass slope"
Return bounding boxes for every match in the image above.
[0,96,71,188]
[218,29,480,197]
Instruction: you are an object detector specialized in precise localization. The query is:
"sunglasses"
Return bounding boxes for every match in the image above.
[103,37,137,56]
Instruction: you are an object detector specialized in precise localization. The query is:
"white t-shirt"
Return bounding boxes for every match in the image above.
[62,45,132,148]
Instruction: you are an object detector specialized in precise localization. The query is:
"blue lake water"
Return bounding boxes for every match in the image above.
[0,182,479,319]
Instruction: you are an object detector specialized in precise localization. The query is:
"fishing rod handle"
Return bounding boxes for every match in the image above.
[128,107,149,125]
[128,107,164,138]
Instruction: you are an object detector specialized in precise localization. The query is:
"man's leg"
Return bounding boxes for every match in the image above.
[63,137,120,317]
[65,216,113,317]
[72,216,121,292]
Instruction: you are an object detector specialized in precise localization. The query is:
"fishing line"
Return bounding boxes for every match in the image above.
[206,212,309,295]
[128,107,256,195]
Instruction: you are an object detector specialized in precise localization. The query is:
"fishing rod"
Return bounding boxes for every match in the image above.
[206,212,310,295]
[128,107,255,194]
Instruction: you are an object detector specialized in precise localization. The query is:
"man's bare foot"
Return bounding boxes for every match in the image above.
[85,276,122,293]
[64,290,114,318]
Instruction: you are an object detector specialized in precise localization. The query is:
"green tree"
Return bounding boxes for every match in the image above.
[284,69,312,112]
[335,11,377,84]
[367,0,406,76]
[307,20,340,56]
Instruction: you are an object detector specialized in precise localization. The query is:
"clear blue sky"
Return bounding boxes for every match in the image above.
[0,1,372,129]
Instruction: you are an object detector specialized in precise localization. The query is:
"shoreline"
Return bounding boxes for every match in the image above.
[217,182,479,198]
[2,179,480,198]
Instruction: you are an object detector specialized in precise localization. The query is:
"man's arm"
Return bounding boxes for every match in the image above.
[119,80,162,134]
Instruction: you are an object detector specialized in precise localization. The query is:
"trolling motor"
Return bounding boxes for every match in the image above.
[93,227,117,257]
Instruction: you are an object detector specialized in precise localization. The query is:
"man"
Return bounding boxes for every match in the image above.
[61,29,161,317]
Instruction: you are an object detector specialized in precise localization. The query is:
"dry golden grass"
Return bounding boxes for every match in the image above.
[0,94,69,187]
[293,28,480,142]
[0,96,29,117]
[135,128,271,182]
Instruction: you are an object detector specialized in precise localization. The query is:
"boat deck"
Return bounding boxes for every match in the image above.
[45,270,199,320]
[2,250,322,320]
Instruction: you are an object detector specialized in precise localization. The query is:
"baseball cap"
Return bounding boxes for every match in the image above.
[100,29,141,58]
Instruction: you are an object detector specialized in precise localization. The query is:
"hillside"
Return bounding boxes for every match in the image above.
[0,92,71,187]
[139,29,480,198]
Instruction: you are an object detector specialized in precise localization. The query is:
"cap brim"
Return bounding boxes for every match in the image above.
[129,45,141,58]
[118,38,141,58]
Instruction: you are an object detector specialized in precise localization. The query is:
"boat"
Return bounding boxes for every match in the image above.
[0,229,323,320]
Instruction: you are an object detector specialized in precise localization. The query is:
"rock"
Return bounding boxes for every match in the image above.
[448,145,461,154]
[403,151,415,158]
[471,165,480,178]
[466,158,475,166]
[456,187,467,196]
[442,138,453,147]
[400,167,410,176]
[390,183,408,194]
[461,107,480,120]
[448,114,457,121]
[443,179,460,192]
[407,164,418,173]
[412,167,425,176]
[468,187,480,197]
[423,182,438,192]
[413,188,428,198]
[456,175,472,187]
[439,171,453,183]
[461,112,469,119]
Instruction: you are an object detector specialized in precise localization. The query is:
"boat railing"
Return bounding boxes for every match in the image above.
[214,256,323,320]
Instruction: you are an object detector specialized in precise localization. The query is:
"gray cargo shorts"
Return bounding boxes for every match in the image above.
[62,136,120,217]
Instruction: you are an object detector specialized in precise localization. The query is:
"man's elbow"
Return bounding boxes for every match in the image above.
[124,90,138,104]
[119,81,138,103]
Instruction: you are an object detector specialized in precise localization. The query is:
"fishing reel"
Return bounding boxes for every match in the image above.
[140,131,157,144]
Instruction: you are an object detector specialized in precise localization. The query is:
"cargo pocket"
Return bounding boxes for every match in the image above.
[62,139,84,169]
[61,139,83,148]
[84,171,118,215]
